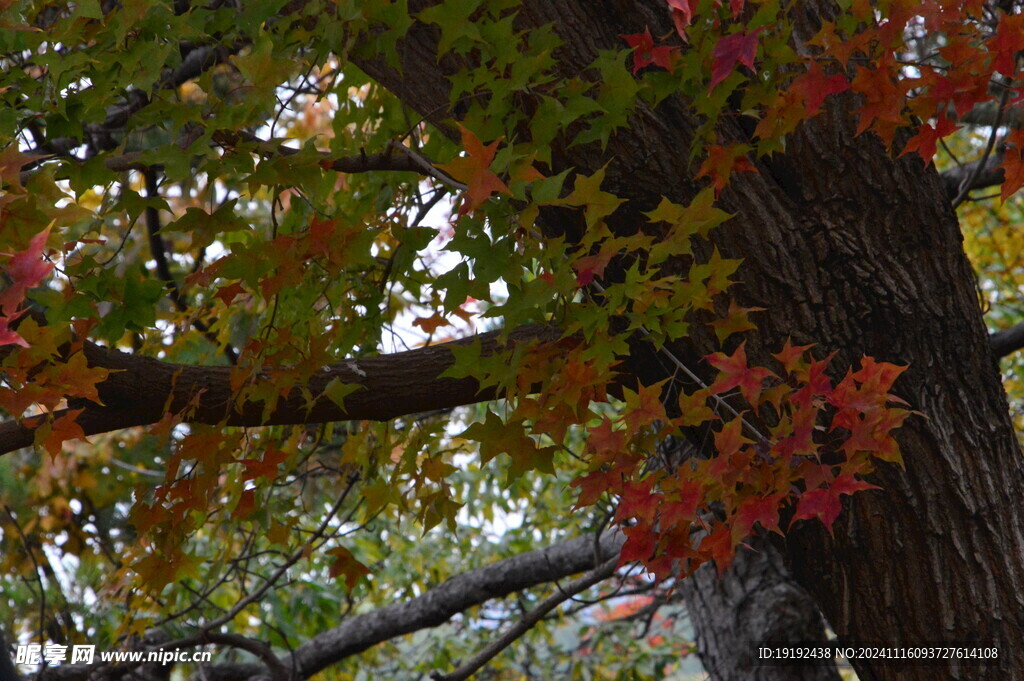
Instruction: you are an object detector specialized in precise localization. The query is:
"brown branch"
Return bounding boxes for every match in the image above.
[22,134,459,189]
[0,324,560,456]
[990,322,1024,359]
[430,555,619,681]
[38,43,241,157]
[940,149,1005,199]
[34,531,625,681]
[142,167,238,364]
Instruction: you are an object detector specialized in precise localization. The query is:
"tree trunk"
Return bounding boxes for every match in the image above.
[682,535,842,681]
[353,1,1024,678]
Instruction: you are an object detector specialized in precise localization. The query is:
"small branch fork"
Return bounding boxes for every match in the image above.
[430,556,620,681]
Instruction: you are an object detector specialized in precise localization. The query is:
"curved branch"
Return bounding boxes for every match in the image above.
[990,322,1024,359]
[35,531,624,681]
[0,324,560,456]
[431,555,619,681]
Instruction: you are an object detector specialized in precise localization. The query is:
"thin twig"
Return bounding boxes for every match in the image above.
[3,506,47,659]
[142,168,238,364]
[587,280,771,444]
[430,556,618,681]
[952,81,1012,208]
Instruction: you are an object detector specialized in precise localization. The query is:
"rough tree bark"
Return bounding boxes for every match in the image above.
[349,1,1024,679]
[682,536,842,681]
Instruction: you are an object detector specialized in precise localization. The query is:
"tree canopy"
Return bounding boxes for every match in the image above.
[2,0,1024,680]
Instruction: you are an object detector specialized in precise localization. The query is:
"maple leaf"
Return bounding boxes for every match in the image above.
[677,387,718,427]
[39,409,87,457]
[239,447,289,482]
[620,27,676,75]
[989,13,1024,77]
[616,478,658,524]
[622,380,669,433]
[573,250,613,286]
[790,475,878,534]
[899,115,960,166]
[790,488,842,534]
[327,546,371,589]
[999,130,1024,200]
[558,166,626,229]
[666,0,697,39]
[231,489,257,520]
[713,416,750,459]
[734,494,783,537]
[850,355,907,396]
[619,523,657,564]
[709,28,762,93]
[215,282,246,305]
[57,351,111,405]
[571,469,617,508]
[706,342,775,406]
[772,338,814,375]
[437,126,509,215]
[696,145,758,196]
[787,61,849,115]
[412,312,453,335]
[1,226,53,317]
[709,301,764,344]
[587,417,627,461]
[699,525,736,575]
[849,67,903,138]
[0,146,50,192]
[0,317,28,348]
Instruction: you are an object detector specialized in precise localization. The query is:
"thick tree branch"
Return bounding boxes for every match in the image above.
[36,531,625,681]
[39,43,239,157]
[940,150,1005,199]
[0,324,560,456]
[990,322,1024,359]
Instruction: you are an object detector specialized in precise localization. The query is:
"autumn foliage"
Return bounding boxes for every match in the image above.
[0,0,1022,671]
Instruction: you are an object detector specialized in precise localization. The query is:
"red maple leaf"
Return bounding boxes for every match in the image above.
[787,61,849,116]
[790,488,842,533]
[0,319,27,347]
[620,27,676,74]
[699,525,736,574]
[573,250,613,286]
[239,447,289,482]
[666,0,698,39]
[899,114,960,166]
[999,130,1024,200]
[791,475,878,534]
[734,494,783,536]
[709,28,762,92]
[1,227,53,317]
[215,282,246,305]
[850,355,907,395]
[850,67,903,138]
[620,523,657,564]
[616,478,658,524]
[707,342,775,406]
[989,13,1024,77]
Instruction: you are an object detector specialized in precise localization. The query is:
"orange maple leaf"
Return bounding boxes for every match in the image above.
[437,125,509,215]
[696,145,758,196]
